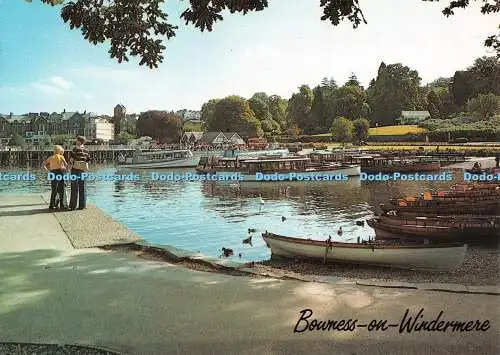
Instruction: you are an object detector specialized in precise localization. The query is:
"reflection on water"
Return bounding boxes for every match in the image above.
[0,166,464,261]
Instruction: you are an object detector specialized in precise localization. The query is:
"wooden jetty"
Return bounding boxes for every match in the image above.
[0,146,136,168]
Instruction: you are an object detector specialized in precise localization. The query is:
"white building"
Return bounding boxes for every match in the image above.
[176,109,201,122]
[90,117,115,141]
[397,111,431,125]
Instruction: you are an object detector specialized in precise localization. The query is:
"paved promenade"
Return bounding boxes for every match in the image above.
[0,194,499,355]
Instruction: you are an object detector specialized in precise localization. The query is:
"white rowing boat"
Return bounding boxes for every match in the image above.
[262,232,467,271]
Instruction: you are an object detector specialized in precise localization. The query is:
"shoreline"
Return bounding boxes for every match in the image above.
[103,243,500,288]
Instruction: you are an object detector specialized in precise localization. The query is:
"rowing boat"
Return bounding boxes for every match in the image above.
[367,215,500,243]
[261,232,467,271]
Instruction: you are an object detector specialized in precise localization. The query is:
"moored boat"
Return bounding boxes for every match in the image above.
[118,149,200,168]
[367,215,500,243]
[349,155,441,174]
[196,155,361,180]
[261,232,467,271]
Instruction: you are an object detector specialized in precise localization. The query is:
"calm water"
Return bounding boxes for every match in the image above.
[0,166,464,262]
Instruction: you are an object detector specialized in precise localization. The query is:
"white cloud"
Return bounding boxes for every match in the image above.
[30,76,74,94]
[50,76,74,90]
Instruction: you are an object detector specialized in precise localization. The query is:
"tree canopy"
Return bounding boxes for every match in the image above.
[194,55,496,141]
[367,62,425,125]
[38,0,500,67]
[136,111,183,143]
[204,96,263,138]
[467,93,500,118]
[330,117,354,145]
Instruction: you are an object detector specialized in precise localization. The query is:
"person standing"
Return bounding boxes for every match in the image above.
[42,145,68,210]
[69,136,90,210]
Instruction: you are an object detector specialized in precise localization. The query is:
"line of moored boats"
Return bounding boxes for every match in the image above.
[116,147,498,272]
[263,182,499,272]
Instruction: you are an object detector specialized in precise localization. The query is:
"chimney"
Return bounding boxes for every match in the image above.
[9,112,13,118]
[63,109,66,113]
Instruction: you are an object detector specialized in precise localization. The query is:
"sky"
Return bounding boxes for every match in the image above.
[0,0,497,115]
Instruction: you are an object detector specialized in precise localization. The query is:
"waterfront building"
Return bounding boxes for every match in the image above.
[89,117,115,142]
[0,110,116,145]
[180,131,245,147]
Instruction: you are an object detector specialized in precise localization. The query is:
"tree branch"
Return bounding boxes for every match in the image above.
[37,0,499,67]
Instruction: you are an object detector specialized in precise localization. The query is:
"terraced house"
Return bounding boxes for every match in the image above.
[0,110,115,146]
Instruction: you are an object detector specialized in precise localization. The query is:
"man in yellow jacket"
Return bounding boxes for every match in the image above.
[42,145,69,210]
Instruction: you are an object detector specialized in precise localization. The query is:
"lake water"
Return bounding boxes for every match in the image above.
[0,166,465,262]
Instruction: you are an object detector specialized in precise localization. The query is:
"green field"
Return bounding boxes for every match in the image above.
[310,125,425,137]
[368,125,424,136]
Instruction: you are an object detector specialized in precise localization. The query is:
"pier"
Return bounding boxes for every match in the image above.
[0,146,136,168]
[0,194,499,354]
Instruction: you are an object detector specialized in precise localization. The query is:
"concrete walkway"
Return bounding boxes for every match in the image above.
[0,195,73,252]
[0,194,499,355]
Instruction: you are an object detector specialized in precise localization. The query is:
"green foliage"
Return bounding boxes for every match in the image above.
[248,95,271,121]
[40,137,52,146]
[419,116,500,141]
[321,77,338,89]
[196,56,496,140]
[11,134,25,147]
[286,85,313,132]
[267,95,287,128]
[51,134,73,145]
[367,62,425,125]
[38,0,498,67]
[201,99,221,129]
[469,57,500,96]
[182,122,202,132]
[206,96,263,138]
[136,111,183,143]
[331,85,370,121]
[307,83,370,133]
[451,57,500,107]
[330,117,354,144]
[344,72,363,89]
[308,86,327,133]
[425,90,441,119]
[261,118,282,136]
[451,70,476,107]
[116,131,134,142]
[352,118,370,143]
[467,93,500,118]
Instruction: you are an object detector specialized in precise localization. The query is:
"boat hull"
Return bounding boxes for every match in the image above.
[262,232,467,271]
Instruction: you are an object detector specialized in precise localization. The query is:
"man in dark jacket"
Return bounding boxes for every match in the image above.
[69,136,90,210]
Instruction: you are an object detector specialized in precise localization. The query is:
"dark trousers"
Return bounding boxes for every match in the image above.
[49,169,67,209]
[69,169,86,209]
